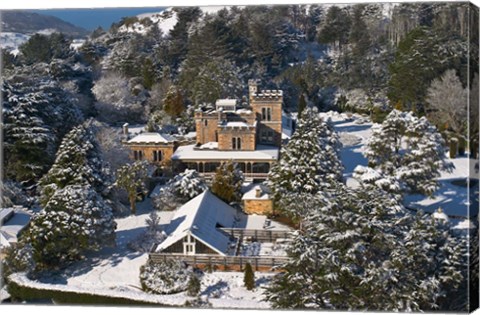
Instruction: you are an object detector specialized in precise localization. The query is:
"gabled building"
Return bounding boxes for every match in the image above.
[172,80,284,179]
[155,190,240,256]
[124,129,177,167]
[154,189,292,257]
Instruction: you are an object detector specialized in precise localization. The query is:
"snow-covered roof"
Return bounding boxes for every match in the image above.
[225,122,249,128]
[127,132,175,144]
[242,214,291,231]
[242,184,271,201]
[156,190,240,255]
[0,207,31,247]
[0,208,14,225]
[216,99,237,107]
[172,144,279,161]
[199,142,219,150]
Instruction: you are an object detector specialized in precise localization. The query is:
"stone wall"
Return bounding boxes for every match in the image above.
[250,94,283,147]
[127,144,175,166]
[195,112,219,144]
[217,127,256,150]
[243,199,273,215]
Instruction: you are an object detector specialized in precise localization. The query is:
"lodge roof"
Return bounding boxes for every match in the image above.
[172,144,279,161]
[155,190,241,255]
[127,132,175,144]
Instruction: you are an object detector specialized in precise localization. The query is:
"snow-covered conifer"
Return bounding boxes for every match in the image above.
[358,110,452,196]
[139,259,192,294]
[265,185,464,311]
[115,160,149,215]
[39,122,111,205]
[28,185,116,269]
[154,169,208,211]
[267,106,343,202]
[211,161,244,204]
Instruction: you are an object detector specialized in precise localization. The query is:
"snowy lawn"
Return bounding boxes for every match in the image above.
[32,198,173,294]
[239,240,290,257]
[325,111,476,218]
[404,156,478,217]
[22,196,277,308]
[199,271,274,309]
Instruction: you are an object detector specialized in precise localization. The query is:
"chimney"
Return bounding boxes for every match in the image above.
[255,187,262,198]
[123,123,129,139]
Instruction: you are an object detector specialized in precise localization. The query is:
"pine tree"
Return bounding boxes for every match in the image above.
[265,185,464,311]
[211,161,244,204]
[115,161,149,215]
[357,109,453,196]
[244,262,255,291]
[267,107,343,205]
[38,122,110,206]
[28,184,116,269]
[163,85,184,118]
[142,57,156,90]
[169,169,208,200]
[187,274,202,297]
[3,80,82,182]
[297,93,307,118]
[317,6,351,50]
[153,169,208,212]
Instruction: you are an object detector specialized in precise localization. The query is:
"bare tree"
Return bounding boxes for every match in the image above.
[92,72,144,123]
[426,69,467,136]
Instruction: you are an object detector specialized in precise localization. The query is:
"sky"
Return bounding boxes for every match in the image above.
[25,7,166,31]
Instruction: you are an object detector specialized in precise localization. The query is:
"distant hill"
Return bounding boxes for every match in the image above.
[1,10,89,37]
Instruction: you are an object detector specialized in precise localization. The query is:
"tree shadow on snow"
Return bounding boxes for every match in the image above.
[202,280,229,298]
[335,123,372,134]
[340,144,368,175]
[405,178,478,218]
[52,226,148,281]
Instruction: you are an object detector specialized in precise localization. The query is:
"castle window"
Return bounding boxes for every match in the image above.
[153,150,163,162]
[232,137,242,150]
[267,131,274,142]
[133,150,143,160]
[204,119,208,126]
[262,108,272,121]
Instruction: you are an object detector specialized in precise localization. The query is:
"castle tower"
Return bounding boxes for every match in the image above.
[248,79,259,104]
[249,84,283,148]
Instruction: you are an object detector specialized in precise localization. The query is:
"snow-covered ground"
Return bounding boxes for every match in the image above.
[239,240,289,257]
[199,271,273,309]
[0,32,30,54]
[18,195,277,308]
[323,111,478,219]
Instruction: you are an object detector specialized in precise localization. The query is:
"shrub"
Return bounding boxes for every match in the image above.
[244,262,255,291]
[187,274,201,297]
[139,259,192,294]
[450,137,458,159]
[458,136,466,156]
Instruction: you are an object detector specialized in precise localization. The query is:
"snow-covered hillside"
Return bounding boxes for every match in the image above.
[118,6,237,36]
[0,32,30,55]
[321,111,478,220]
